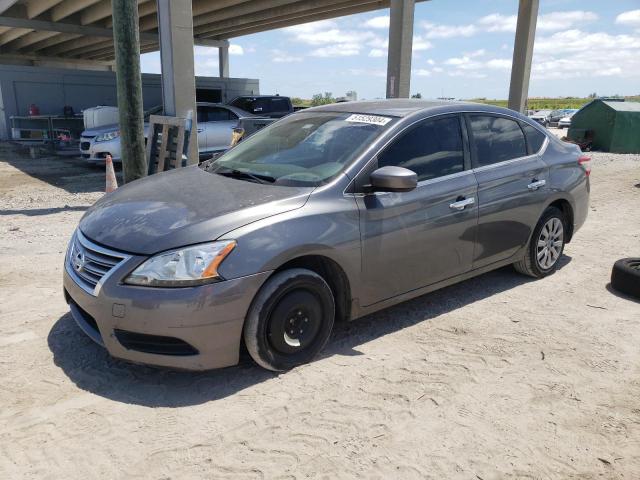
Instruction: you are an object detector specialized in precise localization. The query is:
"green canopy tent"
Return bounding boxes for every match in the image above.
[569,100,640,154]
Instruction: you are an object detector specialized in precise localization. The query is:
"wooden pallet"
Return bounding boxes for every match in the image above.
[145,114,190,174]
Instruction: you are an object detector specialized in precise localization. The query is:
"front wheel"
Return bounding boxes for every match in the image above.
[243,268,335,371]
[514,206,566,278]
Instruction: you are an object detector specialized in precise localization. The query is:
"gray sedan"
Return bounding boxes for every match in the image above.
[64,100,590,371]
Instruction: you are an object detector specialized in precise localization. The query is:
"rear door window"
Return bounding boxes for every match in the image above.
[378,116,465,182]
[520,122,547,154]
[469,115,527,168]
[207,107,236,121]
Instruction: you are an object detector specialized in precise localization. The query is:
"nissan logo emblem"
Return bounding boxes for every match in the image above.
[73,250,87,272]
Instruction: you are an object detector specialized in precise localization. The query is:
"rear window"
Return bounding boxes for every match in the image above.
[231,97,289,114]
[469,115,527,167]
[521,122,547,154]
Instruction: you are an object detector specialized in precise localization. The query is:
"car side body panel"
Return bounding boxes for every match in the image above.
[472,155,550,268]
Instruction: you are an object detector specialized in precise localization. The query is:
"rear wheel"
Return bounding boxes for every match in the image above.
[243,268,335,371]
[514,206,566,278]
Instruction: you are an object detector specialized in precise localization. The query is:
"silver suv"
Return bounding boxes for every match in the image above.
[64,100,590,371]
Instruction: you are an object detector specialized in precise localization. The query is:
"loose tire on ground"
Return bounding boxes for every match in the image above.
[611,258,640,300]
[514,206,566,278]
[243,268,335,371]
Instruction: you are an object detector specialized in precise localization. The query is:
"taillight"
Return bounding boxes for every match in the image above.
[578,155,591,176]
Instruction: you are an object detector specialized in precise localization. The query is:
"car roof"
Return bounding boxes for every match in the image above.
[303,99,521,118]
[232,95,288,99]
[196,102,252,117]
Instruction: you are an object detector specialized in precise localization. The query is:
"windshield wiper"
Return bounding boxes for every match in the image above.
[214,167,275,184]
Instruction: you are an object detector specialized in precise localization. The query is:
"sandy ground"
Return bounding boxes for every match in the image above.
[1,138,639,479]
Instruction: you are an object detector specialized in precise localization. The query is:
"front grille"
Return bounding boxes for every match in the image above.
[80,141,90,150]
[66,230,129,295]
[114,330,199,356]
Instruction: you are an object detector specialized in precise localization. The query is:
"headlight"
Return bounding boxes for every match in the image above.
[124,240,236,287]
[95,130,120,142]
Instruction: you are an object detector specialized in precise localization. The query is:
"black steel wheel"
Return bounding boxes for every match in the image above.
[244,268,335,371]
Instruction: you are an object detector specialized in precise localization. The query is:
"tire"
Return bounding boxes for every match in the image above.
[611,258,640,299]
[514,206,566,278]
[243,268,335,371]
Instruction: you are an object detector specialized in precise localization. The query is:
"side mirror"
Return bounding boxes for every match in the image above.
[368,166,417,193]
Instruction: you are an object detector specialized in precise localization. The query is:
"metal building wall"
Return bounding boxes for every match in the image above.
[0,64,259,140]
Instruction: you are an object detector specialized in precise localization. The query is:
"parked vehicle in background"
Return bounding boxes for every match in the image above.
[228,95,293,118]
[64,99,590,372]
[79,103,273,163]
[549,109,570,127]
[558,110,579,129]
[529,109,552,127]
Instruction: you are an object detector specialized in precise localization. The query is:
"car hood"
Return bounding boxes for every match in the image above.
[79,166,313,255]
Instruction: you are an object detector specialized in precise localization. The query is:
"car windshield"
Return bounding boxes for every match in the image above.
[209,111,394,186]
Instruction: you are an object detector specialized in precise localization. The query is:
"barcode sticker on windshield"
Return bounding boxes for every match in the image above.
[345,114,392,126]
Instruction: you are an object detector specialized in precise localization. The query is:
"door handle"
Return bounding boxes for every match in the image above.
[527,179,546,190]
[449,197,475,211]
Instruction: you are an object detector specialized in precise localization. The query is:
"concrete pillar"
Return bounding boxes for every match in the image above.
[112,0,146,183]
[386,0,414,99]
[157,0,198,164]
[219,44,229,78]
[508,0,539,113]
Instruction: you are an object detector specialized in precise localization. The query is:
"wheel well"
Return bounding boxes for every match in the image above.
[275,255,351,323]
[548,199,574,242]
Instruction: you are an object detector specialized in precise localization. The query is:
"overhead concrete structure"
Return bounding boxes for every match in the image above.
[0,0,541,130]
[508,0,539,113]
[386,0,414,99]
[157,0,197,162]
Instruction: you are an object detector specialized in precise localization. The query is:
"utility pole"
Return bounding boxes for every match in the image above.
[112,0,146,182]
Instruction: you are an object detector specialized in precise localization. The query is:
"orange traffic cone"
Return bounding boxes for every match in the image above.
[105,154,118,193]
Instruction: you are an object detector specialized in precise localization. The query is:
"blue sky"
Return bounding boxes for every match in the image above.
[140,0,640,100]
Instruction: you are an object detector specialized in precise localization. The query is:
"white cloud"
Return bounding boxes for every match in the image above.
[466,49,486,57]
[271,49,303,63]
[478,14,517,32]
[421,21,477,39]
[414,68,431,77]
[413,35,432,51]
[368,48,386,58]
[532,29,640,80]
[284,20,379,58]
[535,29,640,54]
[229,44,244,55]
[367,36,388,49]
[365,16,389,29]
[284,20,337,34]
[485,58,511,70]
[616,9,640,27]
[348,68,386,78]
[538,11,598,31]
[310,44,360,57]
[292,28,374,46]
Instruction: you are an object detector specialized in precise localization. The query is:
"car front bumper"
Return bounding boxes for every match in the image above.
[63,246,270,370]
[79,136,121,163]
